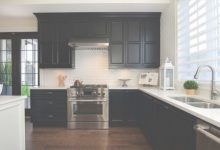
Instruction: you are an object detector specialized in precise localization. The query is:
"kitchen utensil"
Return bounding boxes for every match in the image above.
[74,80,83,88]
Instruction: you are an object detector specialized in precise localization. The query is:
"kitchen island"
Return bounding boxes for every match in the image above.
[0,96,26,150]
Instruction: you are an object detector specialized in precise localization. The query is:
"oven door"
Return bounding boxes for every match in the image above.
[67,100,108,122]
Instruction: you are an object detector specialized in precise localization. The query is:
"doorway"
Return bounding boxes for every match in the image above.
[0,33,39,114]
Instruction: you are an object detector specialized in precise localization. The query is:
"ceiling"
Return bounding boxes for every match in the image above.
[0,0,170,20]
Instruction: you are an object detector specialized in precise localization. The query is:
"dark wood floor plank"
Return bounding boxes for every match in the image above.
[25,120,152,150]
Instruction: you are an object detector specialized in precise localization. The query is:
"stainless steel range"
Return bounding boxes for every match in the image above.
[67,84,108,129]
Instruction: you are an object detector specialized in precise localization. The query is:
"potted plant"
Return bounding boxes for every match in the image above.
[183,80,198,95]
[4,63,12,95]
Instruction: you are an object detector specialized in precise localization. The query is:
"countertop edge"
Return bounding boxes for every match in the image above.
[0,96,27,105]
[139,88,220,128]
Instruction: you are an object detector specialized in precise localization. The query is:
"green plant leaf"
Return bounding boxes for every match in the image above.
[183,80,198,90]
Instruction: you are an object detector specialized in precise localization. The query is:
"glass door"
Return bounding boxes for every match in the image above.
[20,38,38,109]
[0,33,38,114]
[0,39,12,95]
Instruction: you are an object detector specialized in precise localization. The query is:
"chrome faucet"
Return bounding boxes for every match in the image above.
[194,65,220,100]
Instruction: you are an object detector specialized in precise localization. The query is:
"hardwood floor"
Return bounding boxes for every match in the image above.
[25,120,152,150]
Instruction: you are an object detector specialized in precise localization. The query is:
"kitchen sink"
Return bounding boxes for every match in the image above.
[187,102,220,108]
[169,96,204,103]
[169,96,220,109]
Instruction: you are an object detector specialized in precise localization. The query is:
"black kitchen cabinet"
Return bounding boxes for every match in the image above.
[143,18,160,67]
[109,20,142,68]
[109,21,124,67]
[35,13,160,68]
[31,89,67,127]
[109,90,139,127]
[38,22,74,68]
[71,21,109,37]
[138,92,196,150]
[109,17,160,68]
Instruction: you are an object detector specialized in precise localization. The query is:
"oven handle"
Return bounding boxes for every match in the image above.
[68,99,108,102]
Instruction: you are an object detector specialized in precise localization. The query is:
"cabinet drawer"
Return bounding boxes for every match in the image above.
[31,99,66,112]
[31,90,67,98]
[32,112,66,121]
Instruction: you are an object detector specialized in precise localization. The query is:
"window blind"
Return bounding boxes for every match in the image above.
[177,0,220,81]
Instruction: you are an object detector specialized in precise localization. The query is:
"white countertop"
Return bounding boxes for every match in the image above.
[109,86,139,89]
[31,86,69,90]
[0,96,27,105]
[139,87,220,128]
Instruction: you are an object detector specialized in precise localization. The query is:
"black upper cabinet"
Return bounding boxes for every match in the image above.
[71,21,109,37]
[35,13,160,68]
[127,21,141,42]
[111,21,123,42]
[144,19,160,42]
[109,44,124,64]
[38,22,73,68]
[126,21,141,65]
[143,18,160,67]
[109,16,160,68]
[109,21,124,66]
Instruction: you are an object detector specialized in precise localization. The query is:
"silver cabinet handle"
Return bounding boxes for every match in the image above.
[47,92,53,94]
[48,114,54,118]
[194,125,220,144]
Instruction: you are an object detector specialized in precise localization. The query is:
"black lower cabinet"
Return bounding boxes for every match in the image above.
[139,92,196,150]
[110,90,196,150]
[109,90,138,127]
[31,89,67,127]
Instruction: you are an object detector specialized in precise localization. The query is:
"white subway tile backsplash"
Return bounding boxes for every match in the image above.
[40,49,158,87]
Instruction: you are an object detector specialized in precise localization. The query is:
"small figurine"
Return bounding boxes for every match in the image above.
[58,75,67,87]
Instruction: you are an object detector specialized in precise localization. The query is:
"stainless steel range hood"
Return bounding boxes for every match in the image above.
[68,37,109,49]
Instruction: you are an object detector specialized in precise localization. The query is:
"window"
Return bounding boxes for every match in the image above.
[177,0,220,81]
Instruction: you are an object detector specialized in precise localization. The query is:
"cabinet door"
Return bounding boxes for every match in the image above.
[143,43,160,67]
[172,110,196,150]
[38,22,56,67]
[109,90,126,126]
[127,43,141,64]
[109,44,124,65]
[143,18,160,68]
[125,90,139,126]
[39,22,55,43]
[127,21,141,42]
[111,21,123,42]
[57,41,72,68]
[144,19,160,42]
[39,42,54,67]
[155,101,174,150]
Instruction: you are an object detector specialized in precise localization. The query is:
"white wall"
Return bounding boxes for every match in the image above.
[160,0,176,65]
[0,18,37,32]
[40,49,158,87]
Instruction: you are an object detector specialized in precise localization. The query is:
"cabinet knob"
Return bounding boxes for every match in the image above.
[48,114,54,118]
[48,101,53,104]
